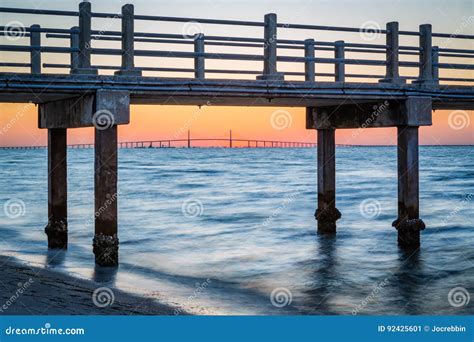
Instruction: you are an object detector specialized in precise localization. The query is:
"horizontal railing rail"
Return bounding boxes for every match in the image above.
[0,3,473,84]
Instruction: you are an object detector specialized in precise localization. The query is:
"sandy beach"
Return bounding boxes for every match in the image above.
[0,255,182,315]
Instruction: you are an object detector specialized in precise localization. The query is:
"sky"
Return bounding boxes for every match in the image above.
[0,0,473,146]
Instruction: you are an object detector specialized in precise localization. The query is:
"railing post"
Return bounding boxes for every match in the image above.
[380,22,405,84]
[432,46,439,85]
[257,13,283,81]
[30,25,41,74]
[194,33,205,80]
[72,1,97,75]
[115,4,141,76]
[305,38,316,129]
[414,24,436,86]
[70,26,80,71]
[334,40,345,82]
[304,38,315,82]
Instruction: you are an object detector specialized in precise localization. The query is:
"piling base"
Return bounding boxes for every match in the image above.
[392,218,425,248]
[45,219,68,249]
[315,207,341,234]
[93,233,119,267]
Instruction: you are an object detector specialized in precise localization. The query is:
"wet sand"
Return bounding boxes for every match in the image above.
[0,255,183,315]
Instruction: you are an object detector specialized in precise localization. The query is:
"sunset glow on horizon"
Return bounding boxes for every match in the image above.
[0,0,472,146]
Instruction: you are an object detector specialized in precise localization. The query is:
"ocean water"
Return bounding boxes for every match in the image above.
[0,146,472,315]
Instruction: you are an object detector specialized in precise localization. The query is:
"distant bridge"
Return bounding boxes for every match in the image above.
[0,2,472,266]
[0,131,317,149]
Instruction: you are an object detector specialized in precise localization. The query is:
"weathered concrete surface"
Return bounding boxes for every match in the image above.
[379,22,405,85]
[257,13,284,81]
[38,90,130,128]
[309,97,432,129]
[115,4,142,77]
[2,74,473,109]
[315,129,341,233]
[45,128,67,249]
[39,95,94,128]
[393,126,425,248]
[94,125,119,266]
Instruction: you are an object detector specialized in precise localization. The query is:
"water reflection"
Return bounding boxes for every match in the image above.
[303,234,339,314]
[394,248,424,315]
[45,249,66,267]
[93,264,118,285]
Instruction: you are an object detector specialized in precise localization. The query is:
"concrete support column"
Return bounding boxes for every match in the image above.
[316,129,341,233]
[93,125,119,266]
[392,126,425,248]
[45,128,68,249]
[115,4,141,76]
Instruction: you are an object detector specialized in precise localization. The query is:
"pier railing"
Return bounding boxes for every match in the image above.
[0,2,473,85]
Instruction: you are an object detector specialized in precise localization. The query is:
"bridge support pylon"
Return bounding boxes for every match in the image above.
[39,90,130,266]
[44,128,68,249]
[307,97,432,246]
[93,124,119,266]
[316,128,341,233]
[392,126,425,248]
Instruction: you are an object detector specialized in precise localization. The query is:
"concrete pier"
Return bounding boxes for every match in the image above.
[392,126,425,248]
[316,129,341,233]
[93,125,119,266]
[1,1,472,265]
[44,128,68,249]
